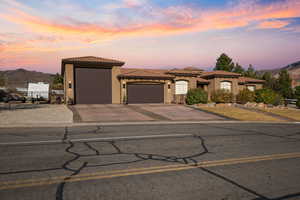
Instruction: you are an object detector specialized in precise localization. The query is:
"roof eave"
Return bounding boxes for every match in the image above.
[118,75,173,80]
[61,60,125,75]
[201,74,241,79]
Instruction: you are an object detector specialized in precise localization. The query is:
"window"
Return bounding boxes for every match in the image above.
[175,80,188,95]
[247,85,255,91]
[220,81,232,91]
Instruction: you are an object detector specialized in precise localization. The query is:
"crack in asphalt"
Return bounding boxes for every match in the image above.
[54,128,210,200]
[1,125,299,200]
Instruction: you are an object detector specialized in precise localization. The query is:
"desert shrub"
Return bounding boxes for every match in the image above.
[186,88,208,105]
[236,89,255,104]
[0,90,7,102]
[296,98,300,109]
[255,88,283,105]
[211,89,234,103]
[295,86,300,99]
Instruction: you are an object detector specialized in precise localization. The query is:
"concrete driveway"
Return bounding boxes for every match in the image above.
[71,104,225,122]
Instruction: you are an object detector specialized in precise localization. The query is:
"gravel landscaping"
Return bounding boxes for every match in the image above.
[0,104,73,125]
[198,105,284,122]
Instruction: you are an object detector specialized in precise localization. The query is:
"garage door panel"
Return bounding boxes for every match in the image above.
[75,68,112,104]
[127,84,164,104]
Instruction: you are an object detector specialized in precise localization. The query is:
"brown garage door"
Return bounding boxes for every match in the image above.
[75,67,112,104]
[127,83,164,104]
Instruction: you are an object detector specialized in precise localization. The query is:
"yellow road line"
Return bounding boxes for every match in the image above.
[3,152,299,185]
[1,152,300,190]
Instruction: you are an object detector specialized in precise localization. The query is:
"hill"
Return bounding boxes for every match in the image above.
[0,68,55,88]
[260,61,300,88]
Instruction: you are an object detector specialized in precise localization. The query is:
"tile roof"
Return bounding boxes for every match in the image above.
[119,68,174,79]
[167,69,203,75]
[62,56,125,66]
[196,77,210,83]
[200,70,241,78]
[239,77,265,83]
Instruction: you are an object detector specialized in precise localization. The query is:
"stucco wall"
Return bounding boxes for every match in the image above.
[173,76,197,90]
[206,77,239,101]
[239,83,263,91]
[172,76,198,103]
[64,64,74,103]
[111,66,121,104]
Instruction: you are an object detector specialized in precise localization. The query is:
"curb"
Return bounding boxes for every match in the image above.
[0,120,299,128]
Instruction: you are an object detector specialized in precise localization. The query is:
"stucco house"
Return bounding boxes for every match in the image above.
[61,56,264,104]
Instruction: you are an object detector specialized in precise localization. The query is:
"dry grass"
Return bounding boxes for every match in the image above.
[258,107,300,121]
[199,106,283,121]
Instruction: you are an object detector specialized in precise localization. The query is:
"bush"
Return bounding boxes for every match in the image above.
[186,88,208,105]
[295,86,300,99]
[0,90,7,102]
[236,89,255,104]
[296,98,300,109]
[211,89,234,103]
[255,88,283,105]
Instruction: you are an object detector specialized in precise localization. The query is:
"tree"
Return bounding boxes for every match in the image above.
[52,73,64,90]
[277,70,293,99]
[233,63,245,74]
[53,73,63,85]
[244,64,258,78]
[262,72,278,90]
[214,53,235,72]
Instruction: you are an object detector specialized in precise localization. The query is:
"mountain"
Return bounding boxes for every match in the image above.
[260,61,300,88]
[0,68,55,88]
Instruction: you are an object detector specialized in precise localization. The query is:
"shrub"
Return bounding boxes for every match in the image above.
[295,86,300,99]
[236,89,255,104]
[211,89,234,103]
[296,98,300,109]
[255,88,283,105]
[186,88,208,105]
[0,90,7,102]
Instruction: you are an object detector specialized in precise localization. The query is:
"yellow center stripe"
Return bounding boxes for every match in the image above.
[1,152,300,190]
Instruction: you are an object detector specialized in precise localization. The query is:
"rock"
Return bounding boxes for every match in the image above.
[207,103,216,107]
[257,103,265,108]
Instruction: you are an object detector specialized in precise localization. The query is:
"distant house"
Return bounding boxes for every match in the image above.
[27,82,49,99]
[61,56,265,104]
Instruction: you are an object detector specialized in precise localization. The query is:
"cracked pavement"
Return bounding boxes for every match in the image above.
[0,123,300,200]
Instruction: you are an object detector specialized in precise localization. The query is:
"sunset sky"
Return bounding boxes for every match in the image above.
[0,0,300,73]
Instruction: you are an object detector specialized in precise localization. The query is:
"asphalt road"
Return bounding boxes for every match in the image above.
[0,123,299,200]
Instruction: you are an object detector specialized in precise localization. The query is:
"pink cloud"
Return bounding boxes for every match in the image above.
[257,20,290,29]
[0,0,299,68]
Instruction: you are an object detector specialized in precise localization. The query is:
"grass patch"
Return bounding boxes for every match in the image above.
[258,108,300,121]
[199,106,283,121]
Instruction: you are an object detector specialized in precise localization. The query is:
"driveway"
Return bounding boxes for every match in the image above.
[71,104,225,122]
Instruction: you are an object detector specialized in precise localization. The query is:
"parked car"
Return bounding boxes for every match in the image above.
[3,93,26,103]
